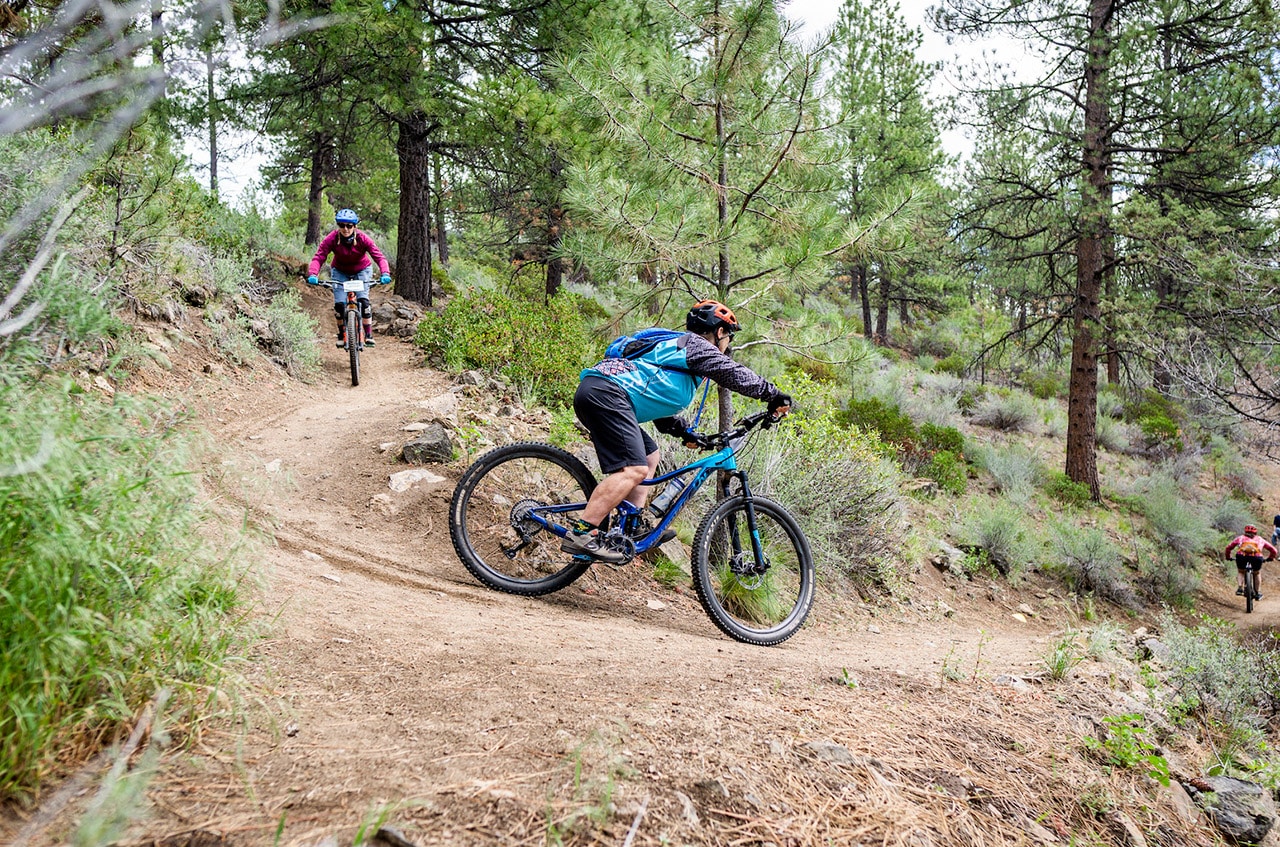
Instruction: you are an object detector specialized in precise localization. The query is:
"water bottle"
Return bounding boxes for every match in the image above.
[649,477,687,518]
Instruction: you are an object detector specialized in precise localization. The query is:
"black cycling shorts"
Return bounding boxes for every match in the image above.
[574,376,657,473]
[1235,554,1265,570]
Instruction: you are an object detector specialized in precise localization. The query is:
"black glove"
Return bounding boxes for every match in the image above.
[653,416,688,437]
[767,393,793,416]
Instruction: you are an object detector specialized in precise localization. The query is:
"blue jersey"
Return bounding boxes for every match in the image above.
[581,336,703,422]
[580,332,780,423]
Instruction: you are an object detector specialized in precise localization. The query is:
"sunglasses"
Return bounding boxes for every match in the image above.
[337,223,355,229]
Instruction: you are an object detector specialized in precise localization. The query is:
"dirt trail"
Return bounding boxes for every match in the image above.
[7,284,1277,846]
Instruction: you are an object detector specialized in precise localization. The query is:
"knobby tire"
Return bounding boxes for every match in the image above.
[346,308,360,386]
[449,442,596,596]
[690,494,814,646]
[1246,567,1256,614]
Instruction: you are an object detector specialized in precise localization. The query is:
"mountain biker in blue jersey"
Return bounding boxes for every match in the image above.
[563,299,792,564]
[307,209,391,348]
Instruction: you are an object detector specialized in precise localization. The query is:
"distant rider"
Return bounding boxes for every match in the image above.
[307,209,391,347]
[562,299,792,564]
[1224,524,1276,599]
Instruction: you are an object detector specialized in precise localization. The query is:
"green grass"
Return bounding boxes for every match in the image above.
[0,376,248,802]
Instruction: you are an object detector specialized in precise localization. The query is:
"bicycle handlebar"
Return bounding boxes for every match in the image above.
[688,408,787,451]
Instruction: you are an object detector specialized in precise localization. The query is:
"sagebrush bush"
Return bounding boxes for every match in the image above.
[1048,523,1133,605]
[261,289,322,381]
[959,500,1036,578]
[414,288,599,406]
[1136,476,1214,566]
[1095,414,1131,453]
[1160,614,1269,753]
[755,376,905,591]
[972,444,1041,502]
[1208,496,1257,534]
[971,390,1039,432]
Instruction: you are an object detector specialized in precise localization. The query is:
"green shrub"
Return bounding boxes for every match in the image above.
[840,397,919,447]
[957,384,986,414]
[0,378,245,801]
[924,450,967,496]
[920,422,964,454]
[1024,370,1064,400]
[1045,471,1093,508]
[1138,413,1183,453]
[784,355,840,384]
[414,289,598,407]
[935,352,967,377]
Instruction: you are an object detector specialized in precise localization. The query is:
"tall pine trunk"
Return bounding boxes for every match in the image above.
[396,116,434,306]
[1065,0,1113,502]
[304,139,326,245]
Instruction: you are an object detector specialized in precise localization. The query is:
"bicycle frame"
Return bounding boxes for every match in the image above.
[528,418,763,557]
[341,279,366,350]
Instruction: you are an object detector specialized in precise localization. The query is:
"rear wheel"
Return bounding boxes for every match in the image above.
[1246,567,1256,614]
[691,495,814,646]
[450,443,596,595]
[346,307,360,386]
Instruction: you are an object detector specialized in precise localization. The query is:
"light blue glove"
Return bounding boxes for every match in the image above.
[380,273,391,285]
[307,275,318,285]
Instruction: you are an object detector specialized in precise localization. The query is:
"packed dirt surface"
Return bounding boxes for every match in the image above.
[6,284,1278,847]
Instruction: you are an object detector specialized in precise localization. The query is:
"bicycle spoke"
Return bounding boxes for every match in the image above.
[692,495,813,645]
[450,445,594,595]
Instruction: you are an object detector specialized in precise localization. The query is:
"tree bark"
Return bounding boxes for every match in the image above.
[1065,0,1113,503]
[875,266,890,345]
[396,115,435,306]
[205,44,217,201]
[432,151,449,267]
[855,264,871,338]
[304,139,326,245]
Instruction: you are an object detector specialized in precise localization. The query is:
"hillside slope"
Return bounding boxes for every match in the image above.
[4,282,1276,847]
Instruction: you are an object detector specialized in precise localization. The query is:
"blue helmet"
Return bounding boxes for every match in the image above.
[335,208,359,225]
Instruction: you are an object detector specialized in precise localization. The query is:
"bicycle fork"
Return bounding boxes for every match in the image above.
[724,471,770,578]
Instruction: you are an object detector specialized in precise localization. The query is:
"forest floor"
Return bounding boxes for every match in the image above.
[4,283,1278,847]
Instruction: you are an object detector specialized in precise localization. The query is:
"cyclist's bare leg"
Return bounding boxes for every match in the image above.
[582,464,648,526]
[623,449,661,510]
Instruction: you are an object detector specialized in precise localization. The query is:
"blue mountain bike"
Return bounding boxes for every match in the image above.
[448,410,815,646]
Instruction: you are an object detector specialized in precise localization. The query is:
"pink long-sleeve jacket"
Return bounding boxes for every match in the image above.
[307,229,390,277]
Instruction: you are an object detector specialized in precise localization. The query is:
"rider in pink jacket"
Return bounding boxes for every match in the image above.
[307,209,391,347]
[1224,524,1277,599]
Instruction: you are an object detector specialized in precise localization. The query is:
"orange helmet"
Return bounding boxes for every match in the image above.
[1245,525,1258,534]
[686,299,741,333]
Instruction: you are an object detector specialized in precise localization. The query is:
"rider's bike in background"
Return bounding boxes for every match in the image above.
[448,409,815,646]
[308,275,388,387]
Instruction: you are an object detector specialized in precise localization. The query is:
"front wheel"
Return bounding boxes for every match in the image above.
[449,442,596,596]
[346,307,360,386]
[691,495,814,646]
